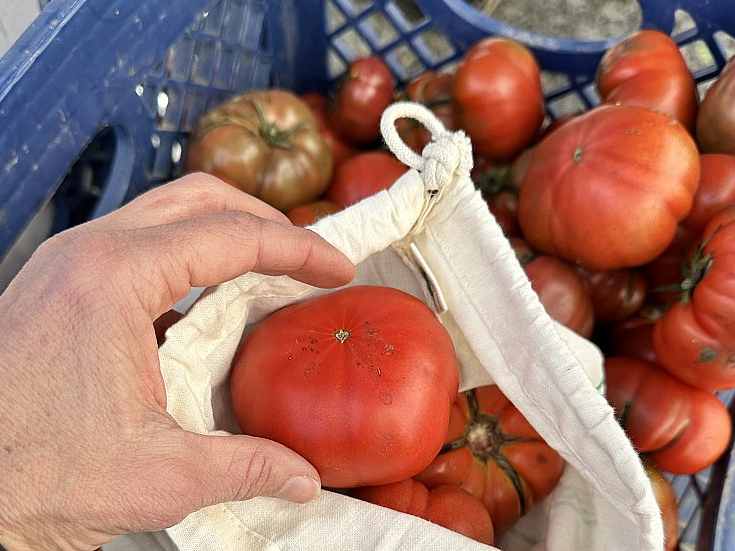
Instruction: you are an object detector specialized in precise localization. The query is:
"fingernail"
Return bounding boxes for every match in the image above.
[273,476,321,503]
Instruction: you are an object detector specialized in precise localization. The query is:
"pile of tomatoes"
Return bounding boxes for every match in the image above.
[184,28,735,549]
[227,284,564,547]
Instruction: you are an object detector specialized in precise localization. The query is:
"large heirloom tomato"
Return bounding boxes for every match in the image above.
[230,285,460,488]
[518,104,699,271]
[414,385,564,534]
[351,479,495,545]
[186,89,333,212]
[452,37,544,162]
[596,29,698,132]
[604,356,732,474]
[696,55,735,155]
[653,205,735,391]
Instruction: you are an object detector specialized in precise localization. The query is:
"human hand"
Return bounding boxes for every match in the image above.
[0,173,355,551]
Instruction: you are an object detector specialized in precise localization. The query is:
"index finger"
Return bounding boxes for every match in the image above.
[96,173,291,231]
[114,210,355,317]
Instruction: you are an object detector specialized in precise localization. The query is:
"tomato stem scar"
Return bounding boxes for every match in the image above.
[334,329,351,343]
[573,145,584,164]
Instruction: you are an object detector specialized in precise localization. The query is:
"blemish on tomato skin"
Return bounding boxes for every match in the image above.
[697,347,718,363]
[379,390,392,405]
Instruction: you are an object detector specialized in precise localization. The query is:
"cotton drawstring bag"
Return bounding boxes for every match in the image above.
[112,102,664,551]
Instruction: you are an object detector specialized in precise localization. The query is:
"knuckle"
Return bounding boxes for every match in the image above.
[35,231,124,299]
[148,172,229,211]
[231,441,276,500]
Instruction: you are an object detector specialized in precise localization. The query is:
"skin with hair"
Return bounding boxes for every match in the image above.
[0,173,355,551]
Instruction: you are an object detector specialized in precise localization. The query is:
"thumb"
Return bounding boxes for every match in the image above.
[179,430,322,508]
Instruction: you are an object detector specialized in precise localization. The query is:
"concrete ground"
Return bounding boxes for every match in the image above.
[476,0,641,40]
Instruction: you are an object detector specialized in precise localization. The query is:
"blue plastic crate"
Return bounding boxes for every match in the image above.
[1,1,734,549]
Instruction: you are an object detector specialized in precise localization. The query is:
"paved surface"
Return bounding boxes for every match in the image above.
[486,0,641,39]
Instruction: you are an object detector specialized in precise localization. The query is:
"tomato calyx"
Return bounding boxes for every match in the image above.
[253,101,301,150]
[472,165,513,198]
[678,233,716,305]
[439,389,534,512]
[513,247,536,267]
[656,229,718,305]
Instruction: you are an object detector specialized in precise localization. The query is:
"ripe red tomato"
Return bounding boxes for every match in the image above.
[414,385,564,534]
[644,154,735,303]
[186,89,333,212]
[575,266,648,324]
[604,356,732,474]
[325,151,408,209]
[596,29,698,132]
[511,237,595,337]
[230,285,460,488]
[351,479,494,545]
[653,204,735,391]
[485,189,519,237]
[509,146,533,188]
[395,70,457,152]
[644,154,735,306]
[301,91,359,168]
[681,153,735,237]
[471,157,519,237]
[285,199,340,227]
[642,224,699,306]
[452,37,545,162]
[327,56,396,146]
[518,104,700,271]
[696,55,735,155]
[606,307,662,364]
[644,460,679,551]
